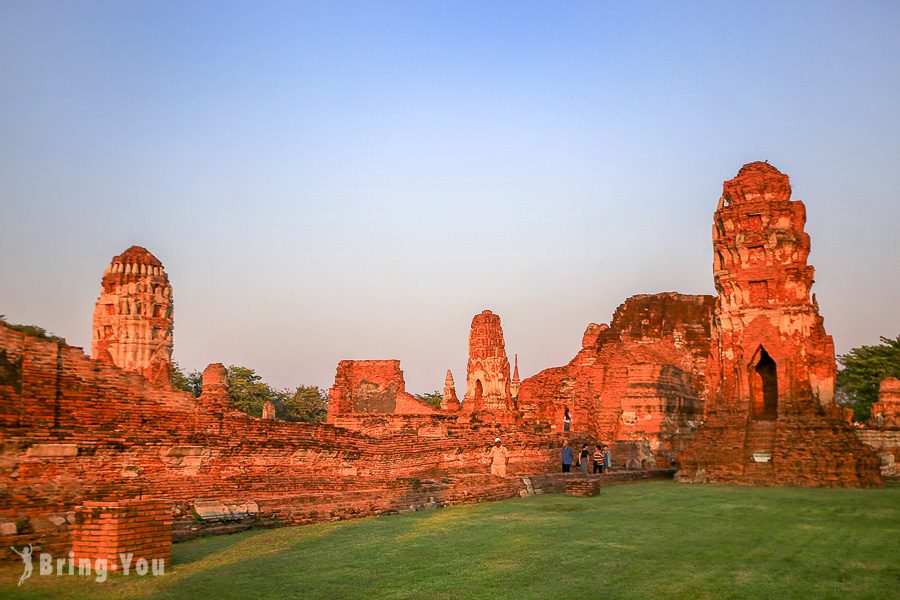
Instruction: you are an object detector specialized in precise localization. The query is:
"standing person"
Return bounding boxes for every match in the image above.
[593,444,604,474]
[603,445,612,472]
[579,443,590,474]
[488,437,509,477]
[561,439,574,472]
[563,407,573,432]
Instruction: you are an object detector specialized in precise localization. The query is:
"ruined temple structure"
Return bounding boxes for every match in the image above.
[463,310,516,422]
[857,378,900,480]
[262,400,276,420]
[677,162,881,487]
[0,160,886,562]
[326,359,436,420]
[871,378,900,429]
[517,292,715,467]
[441,370,461,412]
[91,246,173,387]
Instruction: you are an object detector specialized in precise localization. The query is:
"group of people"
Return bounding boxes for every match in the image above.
[561,439,610,474]
[486,437,612,478]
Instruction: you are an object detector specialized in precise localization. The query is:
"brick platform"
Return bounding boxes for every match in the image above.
[71,498,171,571]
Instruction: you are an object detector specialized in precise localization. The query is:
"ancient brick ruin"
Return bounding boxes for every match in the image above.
[463,310,515,422]
[441,370,461,412]
[676,162,881,486]
[872,378,900,429]
[326,359,435,420]
[0,161,884,562]
[857,378,900,479]
[517,292,714,467]
[91,246,173,388]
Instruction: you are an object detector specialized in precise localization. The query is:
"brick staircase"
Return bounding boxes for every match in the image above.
[743,420,777,481]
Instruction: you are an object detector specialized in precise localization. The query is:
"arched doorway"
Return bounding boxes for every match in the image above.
[474,379,483,410]
[750,347,778,420]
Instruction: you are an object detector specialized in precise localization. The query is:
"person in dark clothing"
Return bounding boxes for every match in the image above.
[561,439,574,472]
[579,444,590,474]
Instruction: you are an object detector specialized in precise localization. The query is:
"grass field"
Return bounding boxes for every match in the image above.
[1,481,898,599]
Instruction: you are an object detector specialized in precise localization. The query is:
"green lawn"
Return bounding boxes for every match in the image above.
[2,481,898,599]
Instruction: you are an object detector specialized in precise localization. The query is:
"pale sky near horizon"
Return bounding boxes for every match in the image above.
[1,1,898,394]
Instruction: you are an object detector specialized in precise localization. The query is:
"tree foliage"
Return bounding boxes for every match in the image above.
[226,365,288,418]
[836,335,900,422]
[282,385,328,422]
[170,362,202,397]
[225,365,327,422]
[414,390,443,410]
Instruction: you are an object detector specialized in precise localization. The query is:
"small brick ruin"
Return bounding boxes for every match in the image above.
[857,379,900,479]
[71,499,171,571]
[0,161,884,562]
[326,359,436,420]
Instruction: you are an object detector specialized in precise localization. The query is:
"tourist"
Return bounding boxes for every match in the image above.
[488,437,509,477]
[593,444,604,474]
[561,439,574,472]
[579,443,591,474]
[563,407,573,432]
[603,445,612,472]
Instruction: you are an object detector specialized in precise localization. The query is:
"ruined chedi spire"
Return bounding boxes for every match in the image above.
[92,246,173,387]
[510,354,521,399]
[441,370,461,412]
[464,310,512,415]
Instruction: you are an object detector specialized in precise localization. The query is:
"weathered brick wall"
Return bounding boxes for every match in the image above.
[855,429,900,480]
[0,325,568,557]
[326,359,435,420]
[517,293,714,467]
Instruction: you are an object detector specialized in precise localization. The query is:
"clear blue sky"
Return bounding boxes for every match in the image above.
[2,1,898,393]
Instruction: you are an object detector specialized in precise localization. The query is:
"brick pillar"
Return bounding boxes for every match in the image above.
[71,498,171,571]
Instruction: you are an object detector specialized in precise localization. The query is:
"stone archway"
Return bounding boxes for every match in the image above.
[750,346,778,420]
[474,379,484,410]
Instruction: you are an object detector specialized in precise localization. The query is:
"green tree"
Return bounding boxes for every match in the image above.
[170,362,202,397]
[282,385,328,422]
[414,390,443,410]
[226,365,284,417]
[836,335,900,422]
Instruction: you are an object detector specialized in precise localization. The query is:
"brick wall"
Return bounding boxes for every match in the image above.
[0,325,570,557]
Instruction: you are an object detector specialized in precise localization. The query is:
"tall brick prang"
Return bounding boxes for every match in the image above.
[677,162,881,487]
[463,310,514,420]
[91,246,173,387]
